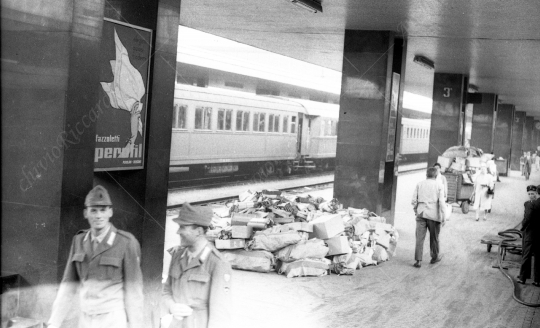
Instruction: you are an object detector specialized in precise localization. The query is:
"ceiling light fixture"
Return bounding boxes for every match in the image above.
[413,55,435,70]
[468,83,479,92]
[290,0,322,13]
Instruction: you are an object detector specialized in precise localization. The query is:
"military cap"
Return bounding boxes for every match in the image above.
[173,202,213,227]
[85,185,112,207]
[526,185,537,192]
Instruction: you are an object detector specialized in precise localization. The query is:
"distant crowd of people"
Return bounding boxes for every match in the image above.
[520,150,540,180]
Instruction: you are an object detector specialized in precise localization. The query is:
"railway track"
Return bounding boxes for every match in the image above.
[169,170,334,192]
[167,180,334,210]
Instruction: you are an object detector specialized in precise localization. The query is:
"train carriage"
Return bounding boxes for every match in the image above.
[169,84,339,186]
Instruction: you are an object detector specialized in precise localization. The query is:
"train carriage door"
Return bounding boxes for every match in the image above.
[297,113,311,156]
[296,113,303,154]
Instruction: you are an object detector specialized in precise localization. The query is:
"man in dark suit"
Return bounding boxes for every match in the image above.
[517,185,540,286]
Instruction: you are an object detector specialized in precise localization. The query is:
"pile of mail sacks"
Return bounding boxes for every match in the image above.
[207,189,399,278]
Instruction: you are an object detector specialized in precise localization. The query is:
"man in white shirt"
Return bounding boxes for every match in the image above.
[433,163,448,202]
[412,167,446,268]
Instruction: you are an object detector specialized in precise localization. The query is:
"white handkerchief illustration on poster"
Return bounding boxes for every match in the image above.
[100,29,145,158]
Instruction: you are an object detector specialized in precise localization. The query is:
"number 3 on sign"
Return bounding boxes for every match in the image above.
[443,87,452,97]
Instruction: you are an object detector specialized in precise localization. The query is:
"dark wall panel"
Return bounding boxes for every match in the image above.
[335,30,395,220]
[493,104,514,161]
[510,111,526,170]
[524,116,535,152]
[428,73,465,165]
[1,0,105,321]
[470,94,496,154]
[94,0,181,326]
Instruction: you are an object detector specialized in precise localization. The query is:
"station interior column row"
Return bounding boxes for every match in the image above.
[428,73,538,174]
[2,2,540,325]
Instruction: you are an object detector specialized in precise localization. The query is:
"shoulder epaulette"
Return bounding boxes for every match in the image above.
[116,229,135,239]
[209,245,226,261]
[76,229,89,235]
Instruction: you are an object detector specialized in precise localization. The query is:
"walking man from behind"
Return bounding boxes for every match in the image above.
[48,185,144,328]
[161,202,232,328]
[412,167,446,268]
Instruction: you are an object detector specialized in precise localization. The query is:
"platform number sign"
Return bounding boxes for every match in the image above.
[443,87,452,97]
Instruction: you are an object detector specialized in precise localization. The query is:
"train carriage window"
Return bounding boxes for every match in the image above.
[236,110,249,131]
[291,116,296,134]
[283,116,289,133]
[173,104,187,129]
[253,113,259,131]
[259,113,266,132]
[217,108,232,131]
[195,106,212,130]
[253,113,266,132]
[327,120,332,136]
[268,114,274,132]
[268,114,280,133]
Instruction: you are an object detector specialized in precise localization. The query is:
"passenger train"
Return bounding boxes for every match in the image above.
[398,117,430,163]
[168,85,430,187]
[169,84,339,186]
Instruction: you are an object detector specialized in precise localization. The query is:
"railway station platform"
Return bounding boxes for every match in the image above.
[220,169,540,328]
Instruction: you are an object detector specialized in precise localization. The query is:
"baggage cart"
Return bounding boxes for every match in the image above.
[443,172,474,214]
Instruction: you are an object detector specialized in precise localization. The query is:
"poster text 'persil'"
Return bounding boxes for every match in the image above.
[94,144,142,163]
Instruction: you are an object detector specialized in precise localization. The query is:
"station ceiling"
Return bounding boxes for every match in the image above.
[179,0,540,116]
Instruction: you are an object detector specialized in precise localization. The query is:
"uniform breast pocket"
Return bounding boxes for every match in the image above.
[72,253,86,278]
[188,273,211,301]
[100,256,123,281]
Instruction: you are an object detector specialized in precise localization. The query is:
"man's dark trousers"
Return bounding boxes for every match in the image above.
[415,217,441,261]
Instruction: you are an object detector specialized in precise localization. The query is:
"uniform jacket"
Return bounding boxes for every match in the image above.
[412,178,445,222]
[522,198,540,234]
[162,241,232,328]
[49,224,144,328]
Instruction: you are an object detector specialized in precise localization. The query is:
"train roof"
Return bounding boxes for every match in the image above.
[275,97,340,119]
[174,84,339,118]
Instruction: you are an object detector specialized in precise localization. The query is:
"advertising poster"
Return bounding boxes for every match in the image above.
[94,19,152,171]
[386,73,400,162]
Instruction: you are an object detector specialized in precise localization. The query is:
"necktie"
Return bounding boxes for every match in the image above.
[93,239,99,254]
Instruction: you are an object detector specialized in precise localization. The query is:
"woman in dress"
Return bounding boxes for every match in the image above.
[471,163,495,221]
[525,152,533,180]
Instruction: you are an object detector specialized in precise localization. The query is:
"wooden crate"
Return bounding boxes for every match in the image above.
[457,183,474,200]
[443,172,459,203]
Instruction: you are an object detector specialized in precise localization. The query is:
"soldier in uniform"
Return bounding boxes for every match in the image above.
[162,202,232,328]
[47,185,144,328]
[517,185,540,286]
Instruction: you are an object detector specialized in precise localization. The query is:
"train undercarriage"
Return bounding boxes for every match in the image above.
[169,157,335,188]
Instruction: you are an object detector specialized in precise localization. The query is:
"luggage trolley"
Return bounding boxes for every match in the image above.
[443,172,474,214]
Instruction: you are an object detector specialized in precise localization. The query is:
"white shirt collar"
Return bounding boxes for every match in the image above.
[90,224,111,244]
